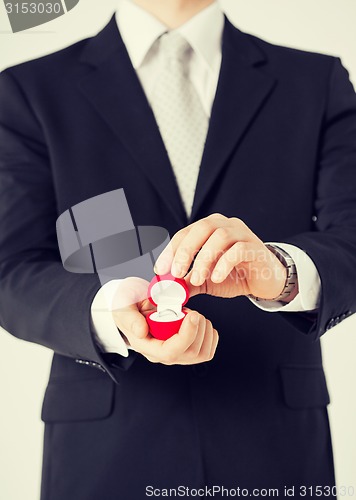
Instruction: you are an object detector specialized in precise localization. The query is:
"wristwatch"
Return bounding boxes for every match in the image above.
[249,244,297,302]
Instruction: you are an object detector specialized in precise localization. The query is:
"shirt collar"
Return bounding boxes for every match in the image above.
[115,0,224,71]
[178,2,224,71]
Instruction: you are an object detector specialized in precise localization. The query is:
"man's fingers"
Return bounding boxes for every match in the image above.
[183,313,206,359]
[209,329,219,360]
[131,312,219,366]
[154,230,189,275]
[210,241,257,283]
[188,228,235,286]
[170,218,229,278]
[154,214,228,277]
[132,311,200,361]
[113,304,149,340]
[160,312,201,362]
[183,271,204,298]
[113,277,149,309]
[196,319,214,361]
[110,277,152,340]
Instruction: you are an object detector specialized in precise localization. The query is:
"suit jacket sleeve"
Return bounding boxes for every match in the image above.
[0,69,133,383]
[280,57,356,340]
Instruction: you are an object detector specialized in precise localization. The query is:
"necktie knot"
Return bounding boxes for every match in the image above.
[159,31,191,65]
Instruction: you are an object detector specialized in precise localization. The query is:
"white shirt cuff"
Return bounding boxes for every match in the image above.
[91,280,130,357]
[248,242,321,313]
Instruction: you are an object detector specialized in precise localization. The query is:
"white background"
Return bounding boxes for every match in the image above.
[0,1,356,498]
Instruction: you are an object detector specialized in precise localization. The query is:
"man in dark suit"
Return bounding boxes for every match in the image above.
[1,0,356,498]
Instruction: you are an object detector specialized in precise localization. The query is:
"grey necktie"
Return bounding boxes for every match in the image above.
[150,31,209,217]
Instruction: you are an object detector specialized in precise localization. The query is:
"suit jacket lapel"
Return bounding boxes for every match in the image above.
[78,16,188,227]
[77,15,277,227]
[190,18,277,221]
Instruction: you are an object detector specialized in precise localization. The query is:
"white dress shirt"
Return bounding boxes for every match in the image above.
[91,0,321,357]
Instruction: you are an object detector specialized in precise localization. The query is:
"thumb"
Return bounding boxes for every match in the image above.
[112,277,150,339]
[114,303,149,340]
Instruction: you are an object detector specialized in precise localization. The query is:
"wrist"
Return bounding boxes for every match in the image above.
[249,244,298,302]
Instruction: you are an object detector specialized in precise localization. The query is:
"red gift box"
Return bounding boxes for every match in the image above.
[146,273,189,340]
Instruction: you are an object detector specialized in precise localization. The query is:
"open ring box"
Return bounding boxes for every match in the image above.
[146,273,190,340]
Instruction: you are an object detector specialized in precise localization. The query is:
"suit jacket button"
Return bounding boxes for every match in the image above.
[326,319,334,330]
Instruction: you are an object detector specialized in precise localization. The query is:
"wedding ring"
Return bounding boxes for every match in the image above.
[158,309,178,318]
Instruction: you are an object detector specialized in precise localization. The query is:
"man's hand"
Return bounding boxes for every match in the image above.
[112,277,219,365]
[154,214,290,301]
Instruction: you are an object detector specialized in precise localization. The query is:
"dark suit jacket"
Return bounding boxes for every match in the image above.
[1,14,356,500]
